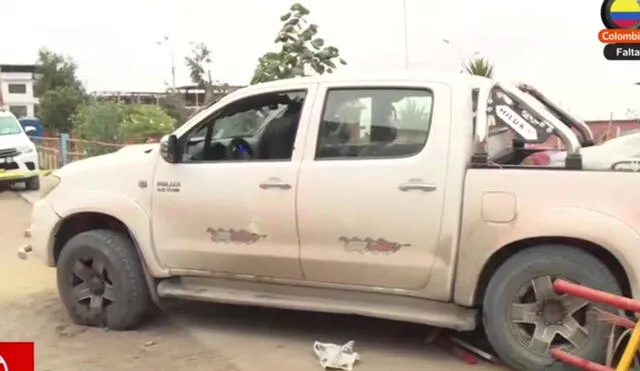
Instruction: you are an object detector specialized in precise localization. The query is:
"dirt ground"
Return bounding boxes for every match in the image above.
[2,188,507,371]
[0,190,239,371]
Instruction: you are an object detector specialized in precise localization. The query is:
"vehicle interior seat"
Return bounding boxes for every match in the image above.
[257,101,303,160]
[359,103,400,157]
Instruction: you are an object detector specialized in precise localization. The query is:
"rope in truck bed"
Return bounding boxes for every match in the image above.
[551,279,640,371]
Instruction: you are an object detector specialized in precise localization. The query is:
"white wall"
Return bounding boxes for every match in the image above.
[0,71,38,117]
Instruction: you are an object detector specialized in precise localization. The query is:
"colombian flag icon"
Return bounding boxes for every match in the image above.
[609,0,640,28]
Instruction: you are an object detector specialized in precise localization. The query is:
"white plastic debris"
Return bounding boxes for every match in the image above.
[313,340,360,370]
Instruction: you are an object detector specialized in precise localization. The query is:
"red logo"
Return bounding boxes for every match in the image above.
[339,237,411,255]
[0,342,34,371]
[206,228,267,245]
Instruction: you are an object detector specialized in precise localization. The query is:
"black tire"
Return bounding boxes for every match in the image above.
[483,245,621,371]
[56,229,152,330]
[25,176,39,191]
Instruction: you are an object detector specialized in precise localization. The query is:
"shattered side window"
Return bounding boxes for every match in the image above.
[316,88,434,159]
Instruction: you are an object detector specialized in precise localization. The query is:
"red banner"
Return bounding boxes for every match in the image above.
[0,342,34,371]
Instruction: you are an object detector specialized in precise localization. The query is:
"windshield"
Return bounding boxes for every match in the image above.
[212,105,288,139]
[0,116,23,136]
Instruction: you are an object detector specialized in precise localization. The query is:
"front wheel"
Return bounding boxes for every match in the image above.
[56,229,152,330]
[483,245,621,371]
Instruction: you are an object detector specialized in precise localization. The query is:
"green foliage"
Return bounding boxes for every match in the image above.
[72,101,175,155]
[34,48,87,132]
[120,104,175,140]
[184,42,213,87]
[34,48,85,96]
[37,87,85,133]
[184,42,232,104]
[72,101,124,141]
[158,90,191,128]
[465,57,495,78]
[72,101,125,156]
[250,2,347,84]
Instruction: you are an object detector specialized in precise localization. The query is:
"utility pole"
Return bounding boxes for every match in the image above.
[442,39,480,74]
[442,39,464,73]
[402,0,409,71]
[157,36,176,90]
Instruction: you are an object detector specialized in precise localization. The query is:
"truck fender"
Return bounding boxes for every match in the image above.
[49,191,169,278]
[455,207,640,306]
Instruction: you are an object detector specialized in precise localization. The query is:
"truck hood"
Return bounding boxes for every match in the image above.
[116,142,160,155]
[54,143,160,177]
[0,133,31,149]
[45,142,160,215]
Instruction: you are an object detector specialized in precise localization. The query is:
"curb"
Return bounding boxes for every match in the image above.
[14,190,37,205]
[12,191,33,205]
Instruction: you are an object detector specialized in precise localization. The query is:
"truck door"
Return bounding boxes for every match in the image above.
[151,84,317,280]
[297,81,451,290]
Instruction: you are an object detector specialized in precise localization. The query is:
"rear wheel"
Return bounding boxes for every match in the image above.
[483,245,621,370]
[56,229,152,330]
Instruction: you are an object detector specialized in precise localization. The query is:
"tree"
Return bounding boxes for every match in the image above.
[34,48,84,96]
[464,57,495,78]
[120,105,175,141]
[250,2,347,84]
[72,101,125,142]
[184,42,232,105]
[72,101,125,155]
[37,87,85,133]
[72,101,175,155]
[34,48,87,132]
[185,42,213,89]
[159,89,191,128]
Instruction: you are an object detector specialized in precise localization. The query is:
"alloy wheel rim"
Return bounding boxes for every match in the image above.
[509,275,592,355]
[70,257,115,314]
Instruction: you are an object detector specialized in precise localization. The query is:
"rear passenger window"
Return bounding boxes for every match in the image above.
[315,88,433,159]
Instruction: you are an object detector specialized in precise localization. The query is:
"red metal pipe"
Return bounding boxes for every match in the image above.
[434,337,478,365]
[554,279,640,313]
[550,348,614,371]
[593,307,637,329]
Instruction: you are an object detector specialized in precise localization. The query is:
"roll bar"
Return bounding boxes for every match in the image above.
[516,83,595,146]
[473,81,583,169]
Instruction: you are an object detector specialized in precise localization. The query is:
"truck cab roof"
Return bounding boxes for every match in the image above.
[239,70,494,90]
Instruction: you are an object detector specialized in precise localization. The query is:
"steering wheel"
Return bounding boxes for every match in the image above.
[228,137,254,160]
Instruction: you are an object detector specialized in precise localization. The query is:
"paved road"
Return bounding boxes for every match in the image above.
[10,186,507,371]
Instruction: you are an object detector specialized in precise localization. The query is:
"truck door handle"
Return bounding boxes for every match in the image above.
[398,183,437,192]
[259,181,291,190]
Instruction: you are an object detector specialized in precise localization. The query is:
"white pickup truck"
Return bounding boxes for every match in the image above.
[19,72,640,370]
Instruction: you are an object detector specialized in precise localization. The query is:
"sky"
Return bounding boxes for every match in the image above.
[1,0,639,120]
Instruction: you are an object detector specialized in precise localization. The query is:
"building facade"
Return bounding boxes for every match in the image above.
[91,84,245,109]
[0,64,38,118]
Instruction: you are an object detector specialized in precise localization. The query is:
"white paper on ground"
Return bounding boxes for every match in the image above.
[313,340,360,370]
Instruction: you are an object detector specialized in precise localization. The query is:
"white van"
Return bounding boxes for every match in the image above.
[0,111,40,190]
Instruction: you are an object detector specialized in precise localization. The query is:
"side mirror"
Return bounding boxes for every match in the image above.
[24,126,36,134]
[160,134,182,163]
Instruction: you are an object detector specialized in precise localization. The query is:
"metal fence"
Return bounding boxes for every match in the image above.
[31,134,130,170]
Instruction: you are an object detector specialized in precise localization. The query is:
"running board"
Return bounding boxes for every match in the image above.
[157,277,477,331]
